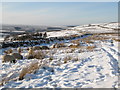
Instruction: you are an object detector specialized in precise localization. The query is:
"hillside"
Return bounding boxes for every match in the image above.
[0,22,119,88]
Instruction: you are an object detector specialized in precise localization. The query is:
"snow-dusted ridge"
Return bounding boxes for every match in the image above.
[0,22,119,88]
[71,22,119,34]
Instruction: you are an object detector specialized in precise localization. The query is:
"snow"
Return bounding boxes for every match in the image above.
[1,41,119,88]
[103,23,119,29]
[0,22,119,88]
[0,38,4,42]
[47,29,81,38]
[72,22,118,34]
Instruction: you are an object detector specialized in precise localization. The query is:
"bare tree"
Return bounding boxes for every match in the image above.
[4,35,10,41]
[43,32,47,38]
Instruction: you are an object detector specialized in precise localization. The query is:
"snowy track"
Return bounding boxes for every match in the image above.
[52,46,119,88]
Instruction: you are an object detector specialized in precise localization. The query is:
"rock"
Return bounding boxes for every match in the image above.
[28,48,34,55]
[8,49,13,54]
[33,50,45,59]
[2,54,16,63]
[40,46,49,50]
[50,44,56,49]
[4,49,13,54]
[11,53,23,60]
[27,55,34,59]
[51,43,65,48]
[17,47,22,53]
[33,46,41,50]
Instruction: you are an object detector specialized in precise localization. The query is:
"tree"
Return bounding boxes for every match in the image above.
[39,33,41,38]
[4,35,10,41]
[43,32,47,38]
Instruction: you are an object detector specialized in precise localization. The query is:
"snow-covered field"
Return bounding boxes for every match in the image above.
[0,22,119,88]
[47,29,81,38]
[71,23,119,34]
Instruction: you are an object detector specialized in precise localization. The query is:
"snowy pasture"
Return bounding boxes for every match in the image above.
[0,22,119,88]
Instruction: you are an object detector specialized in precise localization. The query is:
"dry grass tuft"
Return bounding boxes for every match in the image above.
[69,45,79,48]
[63,56,72,63]
[65,48,75,53]
[4,49,13,54]
[33,50,46,59]
[8,49,13,54]
[50,43,66,48]
[73,57,79,62]
[49,56,54,61]
[28,48,34,56]
[17,47,22,54]
[70,34,79,38]
[84,40,94,44]
[27,47,46,59]
[19,61,40,80]
[71,39,80,46]
[54,43,66,48]
[86,46,96,51]
[112,38,120,42]
[0,72,19,86]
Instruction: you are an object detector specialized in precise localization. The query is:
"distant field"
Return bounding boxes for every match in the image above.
[1,25,69,38]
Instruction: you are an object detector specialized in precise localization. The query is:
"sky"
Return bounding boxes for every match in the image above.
[0,2,118,26]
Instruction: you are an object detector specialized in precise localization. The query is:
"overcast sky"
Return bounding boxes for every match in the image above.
[1,2,118,26]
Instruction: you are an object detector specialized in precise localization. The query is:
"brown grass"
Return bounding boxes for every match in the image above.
[4,49,13,54]
[69,45,79,48]
[84,40,94,44]
[81,34,109,41]
[70,34,79,38]
[71,39,80,45]
[86,46,96,51]
[112,38,120,42]
[58,43,66,47]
